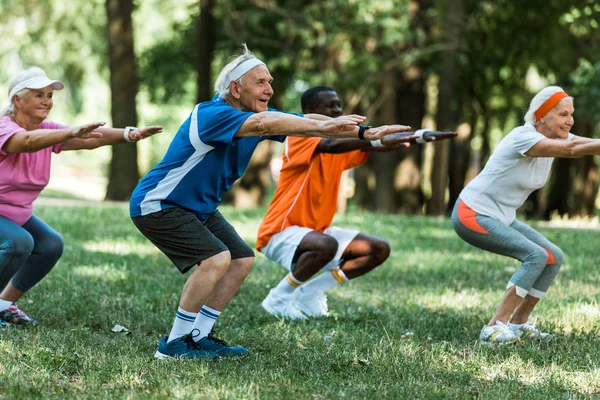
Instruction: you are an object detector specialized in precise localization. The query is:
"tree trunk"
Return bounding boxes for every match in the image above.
[196,0,214,103]
[427,0,464,215]
[570,121,598,217]
[372,70,400,213]
[105,0,139,201]
[393,66,427,213]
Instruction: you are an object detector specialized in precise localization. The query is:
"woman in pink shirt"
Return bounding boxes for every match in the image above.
[0,67,162,327]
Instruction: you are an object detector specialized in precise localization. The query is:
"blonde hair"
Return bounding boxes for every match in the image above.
[524,86,574,125]
[214,44,260,99]
[1,67,51,117]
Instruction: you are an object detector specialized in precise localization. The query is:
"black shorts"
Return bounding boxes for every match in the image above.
[131,208,254,273]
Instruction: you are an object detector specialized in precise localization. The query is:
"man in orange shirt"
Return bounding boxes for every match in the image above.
[256,86,429,319]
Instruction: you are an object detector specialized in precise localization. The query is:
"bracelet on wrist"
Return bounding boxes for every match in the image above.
[358,125,371,140]
[370,139,384,147]
[124,126,137,143]
[414,128,431,144]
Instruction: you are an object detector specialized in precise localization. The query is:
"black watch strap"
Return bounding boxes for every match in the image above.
[358,125,372,140]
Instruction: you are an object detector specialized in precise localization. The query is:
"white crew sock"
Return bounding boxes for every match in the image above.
[167,307,197,343]
[301,268,349,293]
[270,272,303,297]
[192,305,222,341]
[0,299,13,312]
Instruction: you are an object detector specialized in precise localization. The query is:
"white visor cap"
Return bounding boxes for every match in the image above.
[8,75,65,103]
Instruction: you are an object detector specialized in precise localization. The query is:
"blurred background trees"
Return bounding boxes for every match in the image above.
[1,0,599,217]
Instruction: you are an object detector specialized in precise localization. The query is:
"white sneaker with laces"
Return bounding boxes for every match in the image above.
[479,321,520,345]
[510,320,551,341]
[261,289,307,320]
[295,289,328,317]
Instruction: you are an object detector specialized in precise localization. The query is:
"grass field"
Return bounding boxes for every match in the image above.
[0,201,599,399]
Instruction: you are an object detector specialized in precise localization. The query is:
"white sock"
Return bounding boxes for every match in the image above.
[271,273,303,297]
[167,307,197,343]
[192,305,221,341]
[507,322,525,329]
[301,268,348,293]
[0,299,13,312]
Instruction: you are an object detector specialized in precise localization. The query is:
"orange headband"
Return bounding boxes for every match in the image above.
[534,91,568,121]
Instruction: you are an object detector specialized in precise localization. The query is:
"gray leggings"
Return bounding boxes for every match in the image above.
[451,200,563,298]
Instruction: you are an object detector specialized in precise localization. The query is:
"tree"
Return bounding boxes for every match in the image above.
[105,0,139,201]
[427,0,465,215]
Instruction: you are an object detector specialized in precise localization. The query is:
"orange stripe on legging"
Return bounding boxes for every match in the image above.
[542,247,555,265]
[457,200,488,235]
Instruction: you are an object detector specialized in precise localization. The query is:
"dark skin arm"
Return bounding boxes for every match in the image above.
[315,131,421,153]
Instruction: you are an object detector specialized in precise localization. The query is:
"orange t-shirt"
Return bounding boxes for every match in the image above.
[256,137,368,250]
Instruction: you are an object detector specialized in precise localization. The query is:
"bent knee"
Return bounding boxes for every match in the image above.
[371,239,391,264]
[0,234,34,260]
[232,256,254,274]
[523,248,549,271]
[205,251,232,272]
[41,233,64,259]
[547,247,564,266]
[316,236,339,261]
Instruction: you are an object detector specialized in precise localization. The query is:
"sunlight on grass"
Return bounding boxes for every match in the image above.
[82,240,160,257]
[73,265,128,283]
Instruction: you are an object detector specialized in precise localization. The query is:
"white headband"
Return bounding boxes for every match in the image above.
[8,75,64,103]
[227,58,266,86]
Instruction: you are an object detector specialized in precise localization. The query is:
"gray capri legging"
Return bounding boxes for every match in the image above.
[451,199,564,298]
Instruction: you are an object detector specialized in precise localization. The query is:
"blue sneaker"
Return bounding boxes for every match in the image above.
[197,332,248,357]
[154,331,219,360]
[0,319,10,328]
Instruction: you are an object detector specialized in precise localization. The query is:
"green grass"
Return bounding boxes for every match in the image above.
[1,203,599,399]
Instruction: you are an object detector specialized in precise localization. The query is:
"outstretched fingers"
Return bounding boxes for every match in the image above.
[365,124,412,140]
[75,122,106,139]
[131,126,163,141]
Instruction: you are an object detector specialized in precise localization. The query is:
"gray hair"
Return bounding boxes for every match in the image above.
[1,67,49,117]
[214,44,259,99]
[524,85,574,126]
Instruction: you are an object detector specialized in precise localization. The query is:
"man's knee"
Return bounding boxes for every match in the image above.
[371,239,390,264]
[524,248,549,273]
[317,235,338,262]
[231,256,254,276]
[203,251,232,275]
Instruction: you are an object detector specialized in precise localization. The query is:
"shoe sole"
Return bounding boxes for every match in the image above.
[154,350,219,360]
[294,300,328,318]
[261,298,307,320]
[479,337,521,346]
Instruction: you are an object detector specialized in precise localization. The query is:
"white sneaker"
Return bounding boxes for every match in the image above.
[510,320,551,341]
[261,290,307,320]
[479,321,520,345]
[295,289,328,317]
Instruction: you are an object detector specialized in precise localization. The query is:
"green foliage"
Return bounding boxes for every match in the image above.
[0,202,599,398]
[571,57,600,125]
[0,0,107,117]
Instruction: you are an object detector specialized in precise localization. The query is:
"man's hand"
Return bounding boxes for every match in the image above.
[365,124,412,140]
[320,114,367,134]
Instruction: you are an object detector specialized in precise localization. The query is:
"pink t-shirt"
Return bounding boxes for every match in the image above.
[0,116,68,226]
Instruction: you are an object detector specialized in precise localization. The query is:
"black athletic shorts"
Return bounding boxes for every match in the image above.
[131,207,254,273]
